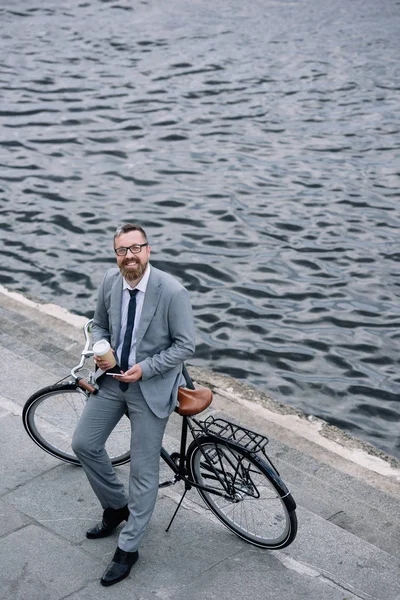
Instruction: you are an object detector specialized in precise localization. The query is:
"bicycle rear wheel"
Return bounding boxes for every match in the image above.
[187,436,297,549]
[22,383,131,466]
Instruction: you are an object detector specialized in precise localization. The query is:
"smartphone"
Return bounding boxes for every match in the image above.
[105,373,124,377]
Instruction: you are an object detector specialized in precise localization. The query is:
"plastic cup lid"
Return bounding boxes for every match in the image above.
[92,339,110,355]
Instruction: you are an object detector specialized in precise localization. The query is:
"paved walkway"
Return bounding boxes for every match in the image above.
[0,288,399,600]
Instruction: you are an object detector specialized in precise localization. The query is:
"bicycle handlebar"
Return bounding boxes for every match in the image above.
[71,319,94,380]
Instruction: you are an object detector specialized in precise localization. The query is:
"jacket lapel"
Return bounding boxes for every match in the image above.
[136,268,161,347]
[110,274,123,349]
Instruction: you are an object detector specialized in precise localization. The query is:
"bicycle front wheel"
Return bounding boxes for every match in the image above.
[22,383,131,466]
[187,436,297,549]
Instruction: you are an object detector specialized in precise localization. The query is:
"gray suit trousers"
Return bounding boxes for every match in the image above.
[72,377,168,552]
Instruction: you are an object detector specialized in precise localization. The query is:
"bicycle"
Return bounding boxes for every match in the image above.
[23,320,298,549]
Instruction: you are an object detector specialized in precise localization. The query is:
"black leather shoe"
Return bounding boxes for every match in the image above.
[100,547,139,586]
[86,505,129,539]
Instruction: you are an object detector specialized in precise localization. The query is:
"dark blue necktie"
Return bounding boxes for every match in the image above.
[119,288,139,391]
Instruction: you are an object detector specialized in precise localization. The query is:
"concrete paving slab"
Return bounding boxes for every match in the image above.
[278,456,400,553]
[0,524,99,600]
[0,346,65,406]
[77,484,244,566]
[0,304,81,355]
[0,287,87,336]
[153,493,399,600]
[288,477,400,558]
[0,329,77,384]
[286,508,400,600]
[0,412,57,495]
[209,395,400,558]
[77,487,188,562]
[0,499,32,537]
[4,462,128,544]
[65,580,159,600]
[80,526,134,562]
[132,494,246,592]
[277,450,400,518]
[156,546,361,600]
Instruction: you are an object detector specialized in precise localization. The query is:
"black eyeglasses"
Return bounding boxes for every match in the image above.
[114,243,148,256]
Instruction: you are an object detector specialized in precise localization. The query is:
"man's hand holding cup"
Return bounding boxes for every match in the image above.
[92,340,117,371]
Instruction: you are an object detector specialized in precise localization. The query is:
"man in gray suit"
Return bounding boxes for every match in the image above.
[72,223,195,587]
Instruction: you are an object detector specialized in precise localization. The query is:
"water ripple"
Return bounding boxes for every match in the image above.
[0,0,399,457]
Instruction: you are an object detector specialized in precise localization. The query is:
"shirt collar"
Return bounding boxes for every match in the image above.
[123,263,151,293]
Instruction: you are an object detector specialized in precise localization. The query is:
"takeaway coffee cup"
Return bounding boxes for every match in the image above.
[92,339,117,368]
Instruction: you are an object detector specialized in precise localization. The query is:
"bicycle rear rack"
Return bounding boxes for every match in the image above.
[194,415,280,475]
[198,416,269,454]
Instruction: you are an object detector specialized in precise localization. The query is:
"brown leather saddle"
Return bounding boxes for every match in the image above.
[176,386,213,416]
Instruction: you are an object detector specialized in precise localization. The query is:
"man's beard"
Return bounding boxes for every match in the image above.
[120,258,148,283]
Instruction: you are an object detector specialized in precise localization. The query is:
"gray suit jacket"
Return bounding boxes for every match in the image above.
[92,265,196,418]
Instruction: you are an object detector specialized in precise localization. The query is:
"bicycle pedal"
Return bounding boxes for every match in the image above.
[159,479,176,488]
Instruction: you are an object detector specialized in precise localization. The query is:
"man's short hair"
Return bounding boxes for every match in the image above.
[114,223,148,243]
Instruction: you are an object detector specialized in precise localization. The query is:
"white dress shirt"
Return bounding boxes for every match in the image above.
[116,264,151,369]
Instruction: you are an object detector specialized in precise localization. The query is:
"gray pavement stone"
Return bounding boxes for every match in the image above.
[0,306,81,356]
[153,546,361,600]
[130,493,245,594]
[0,499,32,537]
[80,491,245,586]
[65,580,159,600]
[276,447,400,517]
[0,412,57,496]
[4,461,129,544]
[286,508,400,600]
[0,524,99,600]
[0,296,85,343]
[280,459,400,557]
[0,346,64,405]
[0,329,77,384]
[292,482,400,558]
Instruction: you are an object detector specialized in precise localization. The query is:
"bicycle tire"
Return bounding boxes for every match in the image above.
[22,383,131,466]
[186,435,297,549]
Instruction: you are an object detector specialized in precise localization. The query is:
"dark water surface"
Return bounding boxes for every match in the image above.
[1,0,399,457]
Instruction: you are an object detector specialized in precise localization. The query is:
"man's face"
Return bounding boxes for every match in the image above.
[114,230,151,283]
